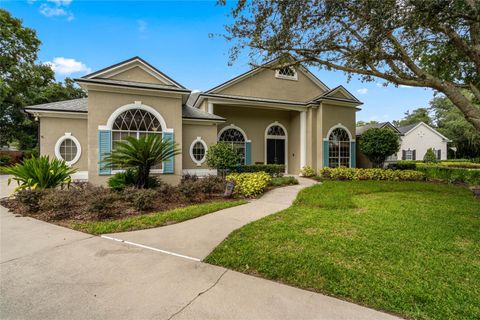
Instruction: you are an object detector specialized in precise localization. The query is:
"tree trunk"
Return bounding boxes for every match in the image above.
[137,166,151,189]
[439,84,480,132]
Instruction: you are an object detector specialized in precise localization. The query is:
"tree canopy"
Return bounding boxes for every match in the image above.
[221,0,480,132]
[393,108,432,127]
[359,128,400,167]
[0,9,85,150]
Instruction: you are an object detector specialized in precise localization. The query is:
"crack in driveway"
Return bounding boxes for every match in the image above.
[167,269,228,320]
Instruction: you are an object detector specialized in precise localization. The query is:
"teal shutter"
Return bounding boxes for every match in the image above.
[163,131,174,174]
[98,130,112,175]
[350,141,356,168]
[245,141,252,165]
[323,139,329,167]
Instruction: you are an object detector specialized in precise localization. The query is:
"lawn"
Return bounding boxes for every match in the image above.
[73,200,246,235]
[206,181,480,319]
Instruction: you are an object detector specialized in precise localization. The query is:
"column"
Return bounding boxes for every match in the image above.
[208,102,214,114]
[300,110,307,169]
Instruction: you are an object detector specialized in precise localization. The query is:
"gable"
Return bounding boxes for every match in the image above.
[404,123,450,141]
[108,65,166,84]
[330,90,350,99]
[212,66,326,102]
[323,86,360,102]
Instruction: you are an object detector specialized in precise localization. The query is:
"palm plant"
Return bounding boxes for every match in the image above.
[103,134,180,189]
[1,155,77,191]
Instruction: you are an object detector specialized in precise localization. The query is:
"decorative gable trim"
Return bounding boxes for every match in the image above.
[313,85,361,103]
[402,122,451,142]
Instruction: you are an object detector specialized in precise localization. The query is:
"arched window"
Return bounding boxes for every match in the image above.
[111,109,162,148]
[218,127,246,164]
[328,128,350,168]
[267,125,286,137]
[190,137,207,166]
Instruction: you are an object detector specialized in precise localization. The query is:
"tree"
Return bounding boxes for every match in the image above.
[393,108,433,127]
[359,128,400,167]
[0,9,85,150]
[103,135,180,189]
[206,142,241,176]
[356,120,379,126]
[423,148,438,163]
[221,0,480,132]
[430,93,480,158]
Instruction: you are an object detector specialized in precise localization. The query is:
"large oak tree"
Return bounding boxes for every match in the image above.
[221,0,480,132]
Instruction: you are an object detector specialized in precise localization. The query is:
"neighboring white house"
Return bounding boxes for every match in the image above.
[356,121,451,167]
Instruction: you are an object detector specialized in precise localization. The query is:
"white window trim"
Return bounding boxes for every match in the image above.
[325,123,353,168]
[54,133,81,166]
[217,124,248,141]
[275,67,298,81]
[405,149,413,160]
[190,137,208,167]
[99,101,169,131]
[264,122,288,173]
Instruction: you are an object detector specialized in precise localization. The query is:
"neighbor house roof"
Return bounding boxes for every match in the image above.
[24,98,225,122]
[396,123,419,134]
[356,121,401,136]
[397,122,451,141]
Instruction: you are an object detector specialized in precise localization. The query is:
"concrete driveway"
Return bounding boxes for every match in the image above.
[0,179,400,319]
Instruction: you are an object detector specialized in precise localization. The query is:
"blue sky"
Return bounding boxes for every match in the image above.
[3,0,435,122]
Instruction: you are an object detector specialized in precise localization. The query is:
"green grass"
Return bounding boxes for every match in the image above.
[206,181,480,319]
[73,200,247,235]
[269,176,299,187]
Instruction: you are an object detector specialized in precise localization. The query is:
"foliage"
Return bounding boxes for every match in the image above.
[423,148,438,163]
[269,176,299,187]
[38,189,78,220]
[15,189,45,212]
[198,175,226,197]
[178,176,205,202]
[319,168,425,181]
[0,9,86,149]
[300,166,316,177]
[417,166,480,185]
[206,142,241,174]
[393,108,432,127]
[233,164,285,177]
[103,134,180,189]
[206,181,480,320]
[356,120,378,127]
[386,161,417,170]
[0,155,11,166]
[220,1,480,132]
[2,155,76,191]
[108,168,159,191]
[87,190,121,220]
[129,189,157,211]
[73,200,247,235]
[226,172,271,197]
[359,128,400,167]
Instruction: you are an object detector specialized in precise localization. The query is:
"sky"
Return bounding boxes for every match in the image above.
[3,0,436,123]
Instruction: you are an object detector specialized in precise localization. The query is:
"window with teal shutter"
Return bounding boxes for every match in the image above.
[163,131,174,173]
[350,141,356,168]
[323,139,329,167]
[245,141,252,165]
[98,130,112,175]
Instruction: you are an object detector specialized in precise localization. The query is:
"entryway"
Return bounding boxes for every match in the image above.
[265,123,287,167]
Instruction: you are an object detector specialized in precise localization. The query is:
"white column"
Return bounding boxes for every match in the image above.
[208,102,214,114]
[300,111,307,169]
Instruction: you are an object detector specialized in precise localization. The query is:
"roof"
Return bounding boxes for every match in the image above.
[356,121,401,136]
[82,56,186,89]
[396,123,418,134]
[193,92,309,108]
[311,85,362,104]
[75,78,190,93]
[24,98,225,122]
[397,122,451,141]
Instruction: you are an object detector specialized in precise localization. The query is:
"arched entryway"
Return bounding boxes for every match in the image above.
[265,123,288,168]
[328,126,351,168]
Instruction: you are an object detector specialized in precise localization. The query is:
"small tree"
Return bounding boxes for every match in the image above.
[423,148,438,163]
[103,134,180,189]
[206,142,241,177]
[359,128,400,168]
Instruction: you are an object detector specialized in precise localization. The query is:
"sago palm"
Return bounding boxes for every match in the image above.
[103,134,180,189]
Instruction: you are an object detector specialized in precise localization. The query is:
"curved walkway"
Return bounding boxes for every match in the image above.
[105,177,317,260]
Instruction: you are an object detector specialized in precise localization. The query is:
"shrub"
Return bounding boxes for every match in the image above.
[206,142,241,176]
[387,161,417,170]
[359,128,400,167]
[39,190,78,220]
[233,164,285,177]
[269,176,299,187]
[0,155,12,167]
[199,175,226,197]
[1,156,76,191]
[417,166,480,185]
[300,166,316,177]
[15,189,45,212]
[318,168,425,181]
[423,148,438,163]
[108,169,160,191]
[87,190,120,219]
[226,172,271,197]
[178,178,204,202]
[129,189,157,211]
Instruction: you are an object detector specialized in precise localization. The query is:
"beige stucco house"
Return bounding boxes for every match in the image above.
[25,57,362,185]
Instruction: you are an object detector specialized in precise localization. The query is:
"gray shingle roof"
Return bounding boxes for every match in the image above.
[396,123,418,134]
[24,98,225,122]
[355,122,389,136]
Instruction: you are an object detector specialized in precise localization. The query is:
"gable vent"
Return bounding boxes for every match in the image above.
[275,66,298,80]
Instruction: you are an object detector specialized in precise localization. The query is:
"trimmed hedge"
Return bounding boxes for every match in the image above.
[226,172,272,197]
[387,161,417,170]
[319,168,425,181]
[232,164,285,177]
[417,166,480,185]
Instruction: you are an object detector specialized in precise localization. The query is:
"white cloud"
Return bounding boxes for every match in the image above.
[192,89,201,93]
[47,0,72,6]
[357,88,368,94]
[39,1,74,21]
[45,57,91,75]
[399,85,414,88]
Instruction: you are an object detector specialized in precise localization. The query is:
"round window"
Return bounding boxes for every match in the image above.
[55,133,81,165]
[190,138,207,166]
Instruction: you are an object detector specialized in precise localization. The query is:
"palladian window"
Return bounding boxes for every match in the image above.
[112,109,162,148]
[219,127,246,165]
[328,128,350,168]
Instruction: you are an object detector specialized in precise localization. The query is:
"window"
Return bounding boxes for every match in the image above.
[275,66,297,80]
[218,126,246,164]
[267,125,286,137]
[190,137,207,166]
[328,128,350,168]
[54,133,81,166]
[406,150,413,160]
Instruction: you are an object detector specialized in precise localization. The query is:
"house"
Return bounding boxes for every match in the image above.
[356,121,451,167]
[24,56,362,185]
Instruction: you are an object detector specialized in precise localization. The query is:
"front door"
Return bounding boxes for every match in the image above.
[266,139,285,164]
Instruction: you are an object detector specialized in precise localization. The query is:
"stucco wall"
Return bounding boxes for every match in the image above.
[182,122,218,169]
[216,68,324,102]
[39,116,88,171]
[397,124,448,160]
[109,66,165,84]
[87,89,183,186]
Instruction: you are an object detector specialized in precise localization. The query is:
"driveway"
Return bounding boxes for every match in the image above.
[0,179,400,319]
[0,175,15,199]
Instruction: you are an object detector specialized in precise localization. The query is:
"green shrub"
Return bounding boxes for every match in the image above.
[199,175,226,197]
[269,176,299,187]
[300,166,316,177]
[129,189,157,211]
[417,166,480,185]
[39,189,77,220]
[0,155,12,167]
[226,172,271,197]
[359,128,400,167]
[2,156,76,191]
[178,177,204,202]
[206,142,241,176]
[108,169,159,191]
[15,189,45,212]
[87,190,120,219]
[387,161,417,170]
[423,148,438,163]
[233,164,285,177]
[319,168,425,181]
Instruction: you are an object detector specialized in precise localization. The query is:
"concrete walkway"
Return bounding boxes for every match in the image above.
[0,178,401,319]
